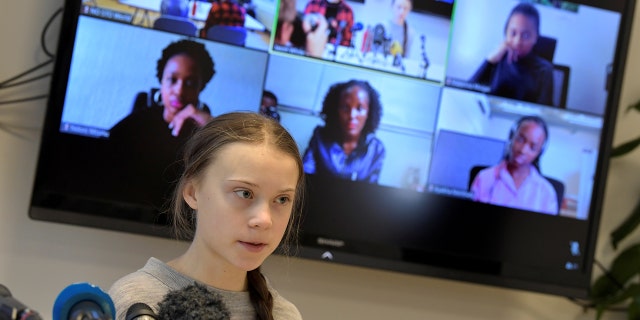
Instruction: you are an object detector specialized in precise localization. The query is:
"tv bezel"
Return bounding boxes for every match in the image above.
[29,0,637,299]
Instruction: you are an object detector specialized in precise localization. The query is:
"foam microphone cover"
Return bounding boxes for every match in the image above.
[156,282,230,320]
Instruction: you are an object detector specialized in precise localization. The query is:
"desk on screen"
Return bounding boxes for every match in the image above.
[322,45,445,82]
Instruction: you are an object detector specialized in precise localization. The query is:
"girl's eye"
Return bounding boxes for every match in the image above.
[276,196,291,205]
[185,79,198,88]
[234,189,253,199]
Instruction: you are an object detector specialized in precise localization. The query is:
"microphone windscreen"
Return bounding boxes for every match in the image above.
[157,282,230,320]
[52,282,115,320]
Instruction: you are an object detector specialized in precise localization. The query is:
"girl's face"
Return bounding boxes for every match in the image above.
[508,121,546,168]
[160,54,203,117]
[504,13,538,58]
[338,85,370,141]
[392,0,412,23]
[183,142,299,274]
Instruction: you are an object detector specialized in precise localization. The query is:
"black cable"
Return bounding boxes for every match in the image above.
[594,258,626,290]
[0,60,53,88]
[0,73,52,89]
[0,6,62,89]
[562,258,629,312]
[41,7,64,58]
[0,122,43,139]
[566,296,627,313]
[0,95,48,105]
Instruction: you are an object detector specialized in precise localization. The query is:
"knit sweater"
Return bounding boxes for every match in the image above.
[108,257,302,320]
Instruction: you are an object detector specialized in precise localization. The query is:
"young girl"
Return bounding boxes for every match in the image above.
[386,0,415,58]
[302,79,385,183]
[471,115,558,215]
[469,3,554,106]
[109,112,305,320]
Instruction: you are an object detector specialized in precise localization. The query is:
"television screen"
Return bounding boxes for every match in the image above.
[31,0,636,298]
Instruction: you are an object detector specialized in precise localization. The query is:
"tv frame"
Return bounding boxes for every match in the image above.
[30,0,637,299]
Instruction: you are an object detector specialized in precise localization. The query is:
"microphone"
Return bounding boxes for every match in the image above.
[351,22,363,32]
[156,282,229,320]
[0,284,42,320]
[305,13,323,32]
[52,283,115,320]
[331,19,348,56]
[126,303,157,320]
[389,40,402,57]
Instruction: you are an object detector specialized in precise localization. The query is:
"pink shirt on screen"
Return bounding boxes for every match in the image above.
[471,161,558,215]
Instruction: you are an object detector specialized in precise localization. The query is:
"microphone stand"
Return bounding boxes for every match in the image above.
[420,34,430,79]
[331,21,347,61]
[393,53,405,73]
[341,27,364,63]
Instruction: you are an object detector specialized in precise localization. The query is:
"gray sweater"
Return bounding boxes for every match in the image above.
[108,257,302,320]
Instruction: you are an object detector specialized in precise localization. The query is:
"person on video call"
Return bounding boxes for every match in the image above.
[303,0,354,47]
[303,79,385,183]
[199,0,246,38]
[160,0,189,17]
[469,3,554,106]
[384,0,415,59]
[259,90,281,122]
[470,115,558,215]
[109,112,305,320]
[108,39,215,207]
[274,0,329,57]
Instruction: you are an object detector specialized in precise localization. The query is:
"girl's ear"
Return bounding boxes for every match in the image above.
[183,180,198,210]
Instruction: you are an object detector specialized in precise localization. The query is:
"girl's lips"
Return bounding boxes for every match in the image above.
[169,101,184,109]
[239,241,267,253]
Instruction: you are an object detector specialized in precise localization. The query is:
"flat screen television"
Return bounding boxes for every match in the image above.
[30,0,636,298]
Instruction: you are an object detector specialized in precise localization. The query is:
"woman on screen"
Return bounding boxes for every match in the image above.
[160,0,189,17]
[274,0,329,58]
[303,0,354,46]
[199,0,246,38]
[109,112,305,320]
[107,39,216,207]
[303,79,385,183]
[469,3,554,105]
[111,39,215,138]
[385,0,415,59]
[470,115,558,215]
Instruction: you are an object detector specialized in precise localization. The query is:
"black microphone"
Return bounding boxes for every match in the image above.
[156,282,230,320]
[126,303,157,320]
[52,283,115,320]
[0,284,42,320]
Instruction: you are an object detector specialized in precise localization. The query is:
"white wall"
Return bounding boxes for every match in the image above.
[1,1,639,319]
